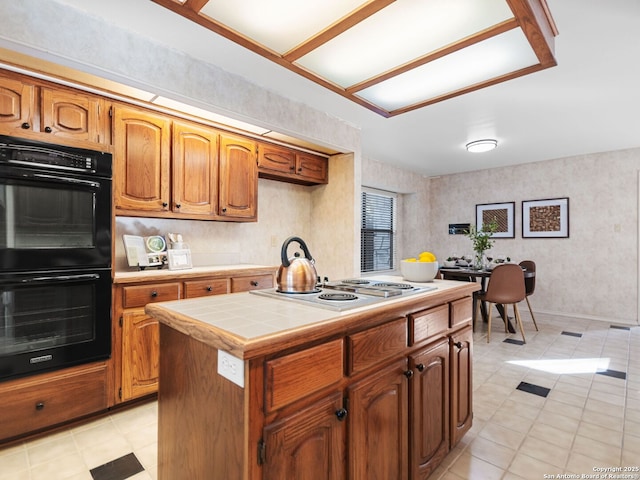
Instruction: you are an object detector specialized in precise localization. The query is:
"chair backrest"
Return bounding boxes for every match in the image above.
[484,264,526,304]
[519,260,536,296]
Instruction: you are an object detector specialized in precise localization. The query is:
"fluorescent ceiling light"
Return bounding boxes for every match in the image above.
[466,139,498,153]
[152,0,558,117]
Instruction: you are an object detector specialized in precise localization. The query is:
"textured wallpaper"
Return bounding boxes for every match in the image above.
[430,149,640,324]
[364,149,640,324]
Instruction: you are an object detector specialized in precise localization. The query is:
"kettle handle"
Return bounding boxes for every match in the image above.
[281,236,314,267]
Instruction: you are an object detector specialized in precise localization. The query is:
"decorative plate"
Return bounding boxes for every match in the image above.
[146,235,167,253]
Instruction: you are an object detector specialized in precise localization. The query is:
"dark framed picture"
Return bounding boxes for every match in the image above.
[522,197,569,238]
[475,202,515,238]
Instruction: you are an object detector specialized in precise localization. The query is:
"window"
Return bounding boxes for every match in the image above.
[361,188,396,273]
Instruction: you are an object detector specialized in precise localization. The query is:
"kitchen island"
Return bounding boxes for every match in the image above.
[145,278,479,480]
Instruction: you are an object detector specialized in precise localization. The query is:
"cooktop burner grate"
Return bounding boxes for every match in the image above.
[372,282,414,289]
[318,293,358,301]
[276,288,321,294]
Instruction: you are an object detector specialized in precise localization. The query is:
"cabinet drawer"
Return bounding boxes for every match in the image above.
[265,338,344,412]
[347,317,407,374]
[230,274,273,292]
[0,363,107,441]
[184,278,229,298]
[122,283,181,308]
[450,297,473,328]
[409,304,449,345]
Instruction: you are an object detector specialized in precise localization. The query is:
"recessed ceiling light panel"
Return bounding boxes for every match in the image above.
[296,0,514,87]
[199,0,363,53]
[153,0,558,116]
[355,29,537,112]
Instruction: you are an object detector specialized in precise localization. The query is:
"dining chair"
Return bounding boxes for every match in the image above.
[518,260,539,332]
[475,264,527,343]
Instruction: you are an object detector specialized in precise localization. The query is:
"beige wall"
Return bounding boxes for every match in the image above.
[367,148,640,325]
[428,147,640,324]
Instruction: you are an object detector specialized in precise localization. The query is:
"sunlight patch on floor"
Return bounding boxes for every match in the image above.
[506,357,611,374]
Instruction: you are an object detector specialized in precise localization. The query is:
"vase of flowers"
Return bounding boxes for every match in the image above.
[466,220,498,270]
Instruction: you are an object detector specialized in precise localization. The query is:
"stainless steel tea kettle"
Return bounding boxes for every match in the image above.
[276,236,318,293]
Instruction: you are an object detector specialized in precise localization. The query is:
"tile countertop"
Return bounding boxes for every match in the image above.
[113,264,277,284]
[145,277,479,360]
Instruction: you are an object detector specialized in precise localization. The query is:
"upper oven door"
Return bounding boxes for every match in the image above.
[0,164,112,271]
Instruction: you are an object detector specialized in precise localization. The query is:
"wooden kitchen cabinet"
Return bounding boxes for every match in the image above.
[258,141,328,185]
[39,87,108,144]
[410,338,450,480]
[262,392,346,480]
[0,71,109,146]
[296,152,328,184]
[0,73,35,132]
[257,143,295,175]
[121,310,160,402]
[0,362,108,443]
[450,325,473,448]
[219,133,258,219]
[113,104,172,214]
[172,119,219,217]
[230,273,274,292]
[116,282,180,403]
[113,106,258,221]
[348,358,409,480]
[184,278,229,298]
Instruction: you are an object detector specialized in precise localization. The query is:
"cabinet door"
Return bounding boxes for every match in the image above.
[113,105,171,213]
[121,309,160,402]
[348,358,409,480]
[0,74,35,131]
[296,153,328,184]
[450,326,473,448]
[40,87,106,144]
[410,338,450,480]
[172,120,219,216]
[258,143,296,174]
[219,133,257,219]
[263,392,346,480]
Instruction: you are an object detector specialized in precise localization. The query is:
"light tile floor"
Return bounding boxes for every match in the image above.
[1,309,638,480]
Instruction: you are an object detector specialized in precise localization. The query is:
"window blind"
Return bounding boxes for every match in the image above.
[361,189,396,273]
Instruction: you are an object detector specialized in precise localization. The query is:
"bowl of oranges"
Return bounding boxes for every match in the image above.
[400,251,439,282]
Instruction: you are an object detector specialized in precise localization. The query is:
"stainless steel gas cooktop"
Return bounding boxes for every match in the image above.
[250,278,436,311]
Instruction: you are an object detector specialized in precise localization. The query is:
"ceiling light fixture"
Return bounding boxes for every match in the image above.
[151,0,558,118]
[466,139,498,153]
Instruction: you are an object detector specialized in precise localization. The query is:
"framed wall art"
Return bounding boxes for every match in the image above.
[475,202,515,238]
[522,197,569,238]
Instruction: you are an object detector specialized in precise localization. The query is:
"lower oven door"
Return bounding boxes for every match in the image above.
[0,268,111,381]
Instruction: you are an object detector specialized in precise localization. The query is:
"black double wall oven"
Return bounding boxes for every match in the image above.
[0,135,112,381]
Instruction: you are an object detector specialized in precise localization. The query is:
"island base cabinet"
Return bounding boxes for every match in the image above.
[262,392,346,480]
[158,325,246,480]
[348,358,409,480]
[450,326,473,448]
[410,338,450,480]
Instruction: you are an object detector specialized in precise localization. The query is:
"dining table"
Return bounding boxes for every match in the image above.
[439,265,532,334]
